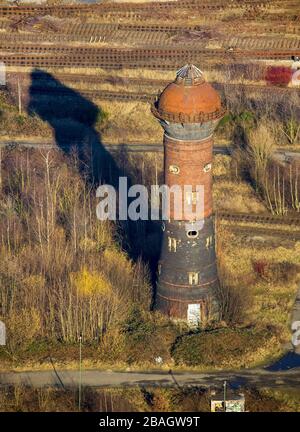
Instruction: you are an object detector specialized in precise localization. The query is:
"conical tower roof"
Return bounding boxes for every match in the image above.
[175,64,204,85]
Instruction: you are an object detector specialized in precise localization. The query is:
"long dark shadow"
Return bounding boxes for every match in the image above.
[27,69,162,299]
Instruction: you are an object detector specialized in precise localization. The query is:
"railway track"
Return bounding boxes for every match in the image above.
[0,1,277,18]
[64,23,300,40]
[18,83,300,104]
[225,36,300,50]
[28,86,155,103]
[1,45,299,70]
[7,70,300,91]
[7,71,170,87]
[1,23,300,48]
[6,70,300,105]
[217,211,300,228]
[228,225,300,241]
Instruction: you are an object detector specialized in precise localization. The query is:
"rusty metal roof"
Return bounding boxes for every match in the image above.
[153,64,224,122]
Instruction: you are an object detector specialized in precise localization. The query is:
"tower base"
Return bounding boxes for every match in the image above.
[155,216,219,325]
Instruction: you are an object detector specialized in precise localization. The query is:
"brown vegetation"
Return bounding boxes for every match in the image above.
[0,147,298,371]
[0,147,151,357]
[0,384,299,412]
[245,123,300,215]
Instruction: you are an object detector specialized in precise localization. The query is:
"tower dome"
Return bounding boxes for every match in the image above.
[152,64,225,123]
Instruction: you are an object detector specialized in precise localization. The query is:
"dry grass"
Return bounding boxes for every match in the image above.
[216,223,300,361]
[213,155,266,213]
[100,100,162,142]
[260,389,300,412]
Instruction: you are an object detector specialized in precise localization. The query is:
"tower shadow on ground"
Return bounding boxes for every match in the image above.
[28,69,119,188]
[27,69,162,298]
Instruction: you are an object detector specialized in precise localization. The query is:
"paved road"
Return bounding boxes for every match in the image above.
[1,365,300,389]
[0,139,230,154]
[0,140,299,163]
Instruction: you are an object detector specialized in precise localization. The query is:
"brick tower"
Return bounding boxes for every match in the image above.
[151,64,225,325]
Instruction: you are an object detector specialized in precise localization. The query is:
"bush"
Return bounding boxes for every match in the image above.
[216,283,251,325]
[252,260,299,284]
[171,328,272,367]
[121,306,178,365]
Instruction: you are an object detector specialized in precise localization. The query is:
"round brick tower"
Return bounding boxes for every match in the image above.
[151,64,225,325]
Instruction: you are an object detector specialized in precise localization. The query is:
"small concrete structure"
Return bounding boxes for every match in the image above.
[210,390,245,412]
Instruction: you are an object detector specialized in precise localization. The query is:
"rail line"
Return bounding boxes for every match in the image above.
[28,86,155,103]
[6,70,300,104]
[7,71,300,91]
[17,83,300,104]
[7,71,170,87]
[59,21,300,40]
[0,55,296,70]
[1,45,299,70]
[1,23,300,48]
[228,225,300,240]
[217,211,300,228]
[0,1,277,18]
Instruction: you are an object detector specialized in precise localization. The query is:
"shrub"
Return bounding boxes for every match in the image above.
[252,260,269,279]
[216,254,253,325]
[216,283,251,325]
[5,308,41,354]
[171,328,272,367]
[121,306,178,364]
[265,66,292,87]
[247,123,275,190]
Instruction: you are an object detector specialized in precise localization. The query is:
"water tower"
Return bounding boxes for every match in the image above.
[151,64,225,324]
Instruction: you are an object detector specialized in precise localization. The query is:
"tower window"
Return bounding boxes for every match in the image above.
[206,235,213,249]
[203,163,212,173]
[169,165,180,174]
[187,230,199,239]
[168,237,177,252]
[188,272,199,285]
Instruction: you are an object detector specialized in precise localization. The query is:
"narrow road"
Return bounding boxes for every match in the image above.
[1,365,300,390]
[0,139,230,154]
[0,140,299,163]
